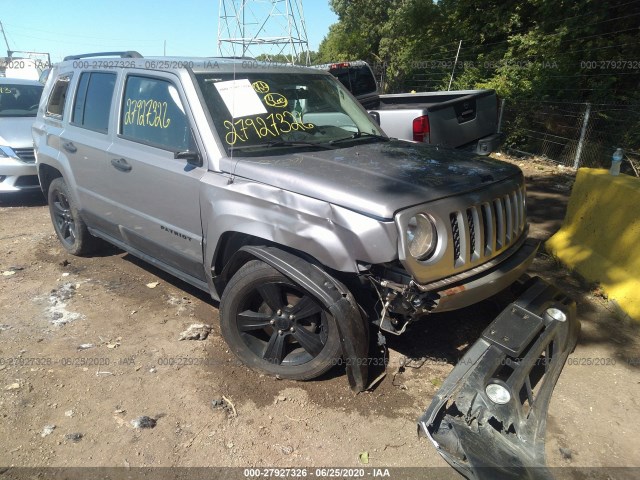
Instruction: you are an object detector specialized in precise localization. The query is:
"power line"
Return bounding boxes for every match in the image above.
[410,12,640,64]
[448,40,640,65]
[0,20,10,52]
[517,99,640,107]
[10,31,158,46]
[2,21,158,42]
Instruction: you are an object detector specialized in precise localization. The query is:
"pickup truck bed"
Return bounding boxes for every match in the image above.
[370,89,502,154]
[317,61,502,155]
[372,91,486,109]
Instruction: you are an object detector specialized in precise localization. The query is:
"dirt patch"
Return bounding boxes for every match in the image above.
[1,162,640,472]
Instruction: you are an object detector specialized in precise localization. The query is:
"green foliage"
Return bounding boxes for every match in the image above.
[316,23,370,63]
[317,0,640,104]
[254,51,319,65]
[317,0,640,156]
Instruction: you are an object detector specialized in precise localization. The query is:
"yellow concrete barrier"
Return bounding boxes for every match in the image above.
[546,168,640,321]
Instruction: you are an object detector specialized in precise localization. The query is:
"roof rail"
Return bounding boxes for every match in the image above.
[217,56,255,60]
[63,51,143,61]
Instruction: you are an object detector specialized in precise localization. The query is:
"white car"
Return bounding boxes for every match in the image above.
[0,78,43,193]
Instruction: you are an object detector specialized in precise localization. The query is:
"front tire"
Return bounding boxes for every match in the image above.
[220,260,342,380]
[47,177,99,256]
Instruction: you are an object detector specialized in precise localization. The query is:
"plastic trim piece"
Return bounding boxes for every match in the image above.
[418,277,580,480]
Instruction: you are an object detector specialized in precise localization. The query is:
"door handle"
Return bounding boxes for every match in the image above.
[111,158,132,172]
[62,141,77,153]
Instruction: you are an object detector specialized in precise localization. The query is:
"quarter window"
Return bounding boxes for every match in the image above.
[120,75,191,152]
[72,72,116,133]
[46,75,72,118]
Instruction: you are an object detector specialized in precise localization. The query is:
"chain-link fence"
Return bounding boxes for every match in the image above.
[500,100,640,169]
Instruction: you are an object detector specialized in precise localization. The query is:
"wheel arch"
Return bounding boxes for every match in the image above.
[37,163,63,198]
[216,244,370,392]
[211,232,323,296]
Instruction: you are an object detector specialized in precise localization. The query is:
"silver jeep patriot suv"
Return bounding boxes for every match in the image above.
[33,52,578,478]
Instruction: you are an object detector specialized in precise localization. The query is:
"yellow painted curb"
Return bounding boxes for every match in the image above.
[546,168,640,321]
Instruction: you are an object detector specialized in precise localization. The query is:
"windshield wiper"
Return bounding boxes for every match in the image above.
[329,131,389,145]
[229,140,334,152]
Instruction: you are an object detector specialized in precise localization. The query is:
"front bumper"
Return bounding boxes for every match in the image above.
[418,277,579,480]
[0,157,39,192]
[426,237,539,313]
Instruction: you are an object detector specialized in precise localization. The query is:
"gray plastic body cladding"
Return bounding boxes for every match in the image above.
[200,171,399,287]
[418,277,580,480]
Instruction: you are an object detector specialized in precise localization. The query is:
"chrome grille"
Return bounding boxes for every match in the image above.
[450,212,461,263]
[395,176,528,286]
[449,185,526,268]
[14,148,35,163]
[467,209,476,257]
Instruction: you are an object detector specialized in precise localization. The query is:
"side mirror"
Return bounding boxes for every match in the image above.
[368,111,380,125]
[175,150,203,167]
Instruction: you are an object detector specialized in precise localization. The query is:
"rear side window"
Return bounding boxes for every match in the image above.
[120,75,191,152]
[72,72,116,133]
[329,65,377,97]
[46,75,72,118]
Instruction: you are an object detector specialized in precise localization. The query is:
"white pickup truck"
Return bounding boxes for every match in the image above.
[316,61,503,155]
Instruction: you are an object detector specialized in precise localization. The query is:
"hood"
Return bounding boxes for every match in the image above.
[0,117,37,149]
[221,140,522,219]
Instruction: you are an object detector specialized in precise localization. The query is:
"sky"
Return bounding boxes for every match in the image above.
[0,0,338,62]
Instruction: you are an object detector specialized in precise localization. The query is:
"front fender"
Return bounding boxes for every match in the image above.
[219,245,369,392]
[200,175,398,278]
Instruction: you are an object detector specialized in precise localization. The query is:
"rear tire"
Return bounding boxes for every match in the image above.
[47,177,100,256]
[220,260,342,380]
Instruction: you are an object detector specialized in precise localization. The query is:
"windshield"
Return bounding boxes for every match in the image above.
[195,71,385,155]
[0,83,43,117]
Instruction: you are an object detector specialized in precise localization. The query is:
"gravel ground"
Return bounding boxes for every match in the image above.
[0,155,639,478]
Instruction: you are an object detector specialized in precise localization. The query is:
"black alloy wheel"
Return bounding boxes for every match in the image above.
[220,260,341,380]
[47,177,99,255]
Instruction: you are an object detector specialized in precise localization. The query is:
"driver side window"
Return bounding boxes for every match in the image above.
[120,75,191,152]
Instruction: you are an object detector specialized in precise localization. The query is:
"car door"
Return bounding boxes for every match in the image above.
[103,71,206,282]
[39,71,117,221]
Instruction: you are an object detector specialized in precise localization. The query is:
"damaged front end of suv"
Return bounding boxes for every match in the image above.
[36,56,580,480]
[360,168,580,479]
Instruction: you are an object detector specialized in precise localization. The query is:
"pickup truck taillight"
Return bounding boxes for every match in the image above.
[413,115,430,143]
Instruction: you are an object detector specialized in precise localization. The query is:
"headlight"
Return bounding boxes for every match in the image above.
[406,213,437,260]
[0,146,16,158]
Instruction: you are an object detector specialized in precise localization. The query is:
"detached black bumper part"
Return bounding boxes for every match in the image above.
[418,277,579,480]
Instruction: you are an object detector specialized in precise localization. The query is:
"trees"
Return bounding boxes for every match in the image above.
[318,0,640,162]
[317,0,640,103]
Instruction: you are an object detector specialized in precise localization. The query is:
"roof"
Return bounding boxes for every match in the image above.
[57,51,325,76]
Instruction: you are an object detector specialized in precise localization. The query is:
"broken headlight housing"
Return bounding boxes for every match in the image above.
[406,213,437,260]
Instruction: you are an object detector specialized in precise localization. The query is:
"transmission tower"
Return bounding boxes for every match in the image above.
[217,0,310,65]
